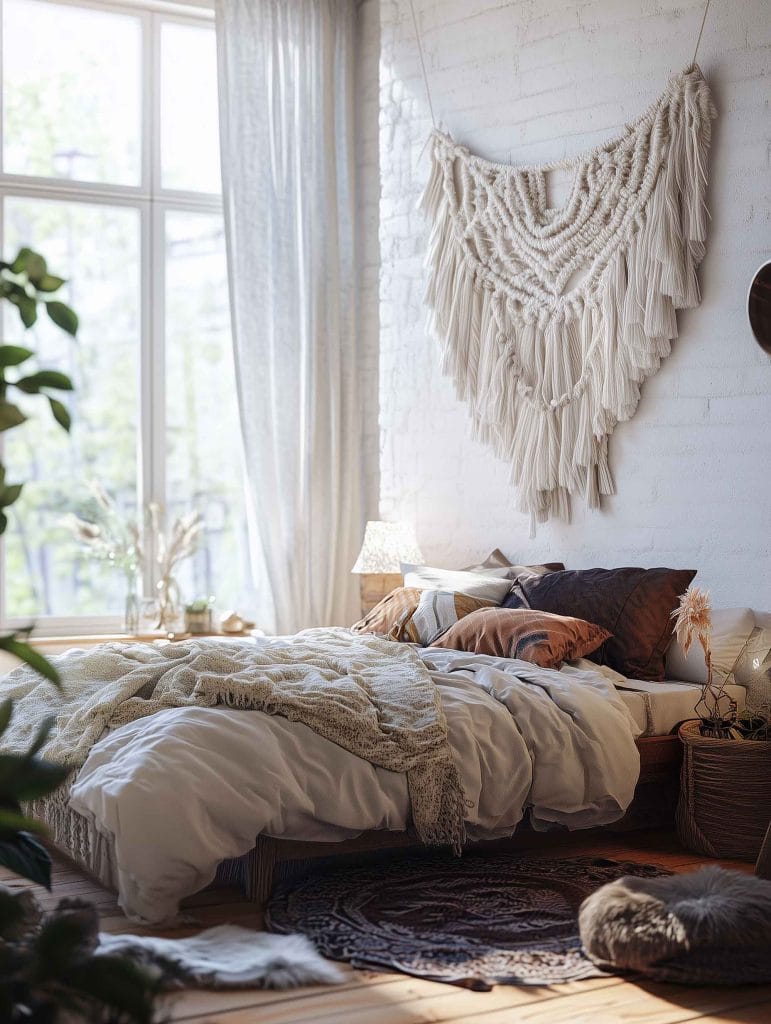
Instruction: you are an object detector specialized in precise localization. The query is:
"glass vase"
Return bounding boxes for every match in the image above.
[123,574,140,634]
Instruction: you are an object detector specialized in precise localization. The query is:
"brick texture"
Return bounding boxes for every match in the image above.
[370,0,771,608]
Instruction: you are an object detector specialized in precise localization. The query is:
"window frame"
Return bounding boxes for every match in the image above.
[0,0,223,635]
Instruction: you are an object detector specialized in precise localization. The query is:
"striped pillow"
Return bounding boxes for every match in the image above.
[352,587,492,645]
[402,589,494,645]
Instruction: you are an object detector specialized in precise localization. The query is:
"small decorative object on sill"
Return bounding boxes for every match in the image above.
[672,586,771,860]
[63,481,143,633]
[185,596,215,635]
[351,521,424,615]
[220,610,256,635]
[148,504,202,633]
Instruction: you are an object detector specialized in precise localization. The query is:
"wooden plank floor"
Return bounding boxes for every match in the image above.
[4,830,770,1024]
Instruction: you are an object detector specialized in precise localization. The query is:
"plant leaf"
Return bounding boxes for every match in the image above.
[0,758,70,802]
[0,832,52,888]
[49,396,72,432]
[35,273,65,293]
[0,345,33,367]
[8,247,35,274]
[15,369,74,393]
[23,251,47,285]
[13,293,37,329]
[0,401,26,431]
[0,638,61,687]
[46,300,78,336]
[0,807,47,835]
[0,483,22,509]
[64,955,161,1023]
[0,512,6,535]
[0,699,12,737]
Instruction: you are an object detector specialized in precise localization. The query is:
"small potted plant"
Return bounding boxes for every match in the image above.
[185,596,215,635]
[672,587,771,861]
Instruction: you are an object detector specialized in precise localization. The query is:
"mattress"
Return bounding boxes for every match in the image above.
[618,679,746,737]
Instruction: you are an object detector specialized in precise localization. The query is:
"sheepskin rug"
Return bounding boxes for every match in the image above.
[98,926,346,989]
[579,866,771,984]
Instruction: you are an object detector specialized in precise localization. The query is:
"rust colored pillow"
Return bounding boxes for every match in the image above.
[505,567,696,680]
[352,587,493,644]
[352,587,423,637]
[431,607,611,668]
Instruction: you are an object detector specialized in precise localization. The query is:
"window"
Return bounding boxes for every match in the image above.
[1,0,255,631]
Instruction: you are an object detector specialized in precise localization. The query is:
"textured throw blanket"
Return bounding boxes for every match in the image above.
[2,629,466,852]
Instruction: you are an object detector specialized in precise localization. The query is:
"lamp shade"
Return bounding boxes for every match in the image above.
[351,521,424,574]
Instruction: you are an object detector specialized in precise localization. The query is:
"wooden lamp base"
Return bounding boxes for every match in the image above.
[359,573,402,616]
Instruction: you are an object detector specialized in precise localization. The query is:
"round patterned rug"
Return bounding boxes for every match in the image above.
[266,852,667,990]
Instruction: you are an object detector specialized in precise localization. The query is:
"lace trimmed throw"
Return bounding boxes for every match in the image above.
[421,67,716,532]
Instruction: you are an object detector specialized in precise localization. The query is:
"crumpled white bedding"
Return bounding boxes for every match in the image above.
[67,646,641,923]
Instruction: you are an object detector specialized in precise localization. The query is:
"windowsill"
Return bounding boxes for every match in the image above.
[27,629,259,655]
[30,632,172,648]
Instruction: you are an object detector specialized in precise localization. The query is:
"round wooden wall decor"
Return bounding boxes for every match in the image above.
[748,260,771,354]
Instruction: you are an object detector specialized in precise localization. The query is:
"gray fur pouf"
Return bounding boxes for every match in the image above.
[579,866,771,985]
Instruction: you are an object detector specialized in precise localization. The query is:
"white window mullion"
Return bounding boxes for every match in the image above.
[146,201,167,599]
[138,200,155,600]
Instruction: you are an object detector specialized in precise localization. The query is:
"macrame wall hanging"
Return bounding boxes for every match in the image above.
[411,1,716,533]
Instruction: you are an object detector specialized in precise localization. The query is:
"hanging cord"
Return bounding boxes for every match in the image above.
[689,0,712,70]
[408,0,437,128]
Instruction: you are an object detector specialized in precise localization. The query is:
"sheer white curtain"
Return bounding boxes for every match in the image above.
[215,0,364,633]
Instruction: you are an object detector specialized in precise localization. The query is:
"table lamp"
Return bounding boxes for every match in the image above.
[351,521,424,615]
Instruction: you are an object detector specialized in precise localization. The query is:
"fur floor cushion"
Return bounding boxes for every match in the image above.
[99,926,345,989]
[578,866,771,984]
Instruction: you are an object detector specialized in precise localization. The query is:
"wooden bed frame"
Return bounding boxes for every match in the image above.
[233,733,683,904]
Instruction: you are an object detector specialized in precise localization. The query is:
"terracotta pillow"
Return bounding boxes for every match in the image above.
[505,567,696,680]
[432,607,611,669]
[352,587,493,644]
[352,587,424,637]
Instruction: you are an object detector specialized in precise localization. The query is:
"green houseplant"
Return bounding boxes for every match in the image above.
[0,248,162,1022]
[0,245,77,674]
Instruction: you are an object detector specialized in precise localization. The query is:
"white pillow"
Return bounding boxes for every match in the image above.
[732,621,771,714]
[665,607,756,686]
[401,563,512,604]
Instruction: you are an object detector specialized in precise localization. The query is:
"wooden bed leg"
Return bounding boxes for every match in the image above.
[246,834,278,904]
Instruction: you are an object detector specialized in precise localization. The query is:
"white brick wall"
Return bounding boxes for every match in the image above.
[373,0,771,608]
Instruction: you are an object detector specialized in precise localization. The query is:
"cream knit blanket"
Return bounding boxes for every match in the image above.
[1,629,466,852]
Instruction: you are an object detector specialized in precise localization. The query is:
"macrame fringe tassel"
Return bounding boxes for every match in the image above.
[420,69,716,531]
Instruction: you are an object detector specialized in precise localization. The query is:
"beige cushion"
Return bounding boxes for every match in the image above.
[732,623,771,714]
[665,607,756,686]
[400,564,513,604]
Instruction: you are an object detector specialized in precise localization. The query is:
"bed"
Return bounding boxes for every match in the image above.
[224,674,747,904]
[16,639,743,923]
[7,565,764,924]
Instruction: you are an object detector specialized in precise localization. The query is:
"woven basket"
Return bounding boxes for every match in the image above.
[677,720,771,861]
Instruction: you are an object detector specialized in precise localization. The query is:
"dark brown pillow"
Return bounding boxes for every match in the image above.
[504,567,696,680]
[432,607,610,669]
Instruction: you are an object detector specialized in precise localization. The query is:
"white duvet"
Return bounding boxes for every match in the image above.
[67,647,641,923]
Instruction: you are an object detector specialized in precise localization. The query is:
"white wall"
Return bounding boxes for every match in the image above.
[376,0,771,608]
